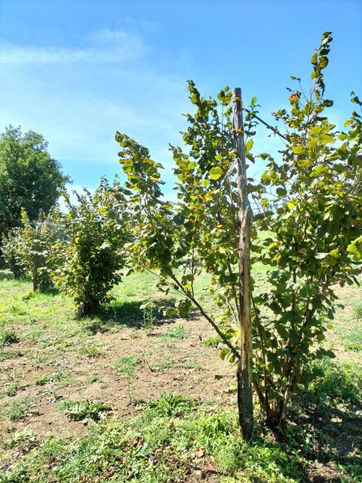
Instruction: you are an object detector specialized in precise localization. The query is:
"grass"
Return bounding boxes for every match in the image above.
[80,343,102,358]
[0,329,19,346]
[6,397,32,422]
[163,325,188,340]
[0,269,361,481]
[2,375,361,482]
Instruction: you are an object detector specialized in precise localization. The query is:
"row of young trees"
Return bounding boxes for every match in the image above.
[2,32,361,438]
[2,179,129,316]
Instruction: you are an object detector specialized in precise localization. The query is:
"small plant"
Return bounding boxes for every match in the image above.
[149,359,173,373]
[87,374,101,383]
[34,371,72,387]
[80,344,102,358]
[141,305,156,329]
[2,384,18,397]
[163,326,189,340]
[203,336,221,348]
[353,303,362,321]
[147,393,196,417]
[115,355,141,403]
[0,330,19,346]
[61,399,111,422]
[7,397,32,421]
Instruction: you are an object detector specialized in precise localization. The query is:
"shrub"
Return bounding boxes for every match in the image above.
[53,179,130,316]
[2,208,63,290]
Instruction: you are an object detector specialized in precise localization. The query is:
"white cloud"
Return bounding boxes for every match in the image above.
[0,30,146,64]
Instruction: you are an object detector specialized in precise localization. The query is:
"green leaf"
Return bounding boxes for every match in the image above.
[245,139,254,152]
[209,167,223,180]
[329,248,340,259]
[319,56,329,69]
[311,53,318,65]
[310,165,328,178]
[297,159,312,169]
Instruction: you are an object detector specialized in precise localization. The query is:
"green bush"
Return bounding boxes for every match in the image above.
[53,179,130,316]
[2,208,63,290]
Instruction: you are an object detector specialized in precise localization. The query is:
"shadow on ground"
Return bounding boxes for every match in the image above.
[82,298,199,333]
[282,359,362,481]
[0,270,15,281]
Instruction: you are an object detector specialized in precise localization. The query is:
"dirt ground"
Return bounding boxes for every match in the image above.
[0,315,235,459]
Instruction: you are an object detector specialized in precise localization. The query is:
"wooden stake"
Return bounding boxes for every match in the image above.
[233,88,254,441]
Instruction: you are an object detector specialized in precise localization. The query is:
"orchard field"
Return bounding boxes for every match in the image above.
[0,28,361,483]
[0,266,361,482]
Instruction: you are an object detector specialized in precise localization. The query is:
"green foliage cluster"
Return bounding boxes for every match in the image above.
[2,208,63,290]
[115,32,361,431]
[0,329,19,346]
[61,399,112,422]
[249,32,362,425]
[6,397,32,422]
[0,126,67,238]
[53,179,131,316]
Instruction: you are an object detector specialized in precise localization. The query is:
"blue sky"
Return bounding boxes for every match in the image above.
[0,0,361,198]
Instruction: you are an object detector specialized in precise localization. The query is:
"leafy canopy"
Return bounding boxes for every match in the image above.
[115,32,361,430]
[53,179,131,316]
[0,126,67,238]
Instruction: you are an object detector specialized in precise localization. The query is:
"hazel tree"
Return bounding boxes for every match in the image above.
[115,32,361,438]
[53,179,131,317]
[2,208,62,291]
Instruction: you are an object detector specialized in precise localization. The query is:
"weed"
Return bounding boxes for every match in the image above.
[115,354,140,376]
[149,359,173,373]
[147,393,196,418]
[0,402,306,482]
[203,336,221,348]
[61,399,111,422]
[7,397,32,421]
[0,349,23,359]
[305,358,362,408]
[2,384,18,397]
[354,302,362,320]
[115,355,141,402]
[87,374,101,383]
[5,429,36,450]
[34,371,68,386]
[344,341,362,352]
[80,344,102,358]
[26,328,43,342]
[180,358,204,370]
[163,325,188,340]
[141,304,156,329]
[0,329,19,346]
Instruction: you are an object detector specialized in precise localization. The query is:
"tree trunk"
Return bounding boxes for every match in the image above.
[33,254,39,291]
[233,88,254,440]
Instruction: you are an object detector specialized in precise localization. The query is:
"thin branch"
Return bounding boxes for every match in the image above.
[169,273,240,359]
[243,107,289,142]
